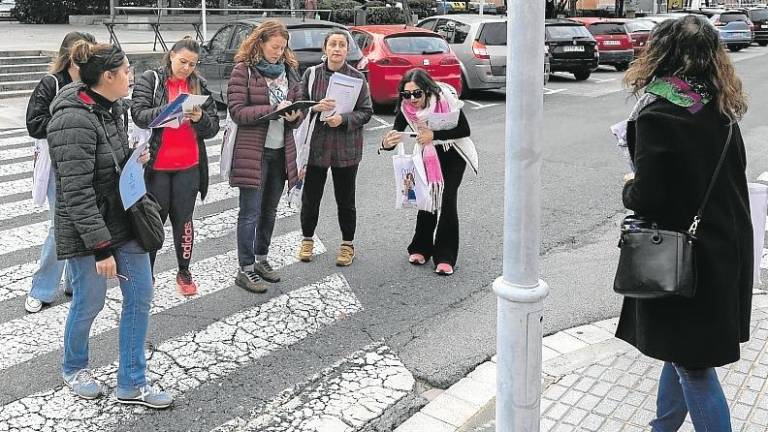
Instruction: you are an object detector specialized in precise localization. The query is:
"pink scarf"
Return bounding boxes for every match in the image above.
[402,96,448,212]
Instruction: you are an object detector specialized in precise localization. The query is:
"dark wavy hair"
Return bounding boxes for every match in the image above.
[624,14,747,121]
[163,36,202,94]
[49,31,96,75]
[396,68,442,111]
[70,41,126,87]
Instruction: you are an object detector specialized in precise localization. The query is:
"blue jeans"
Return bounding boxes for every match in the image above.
[237,148,286,268]
[62,240,154,393]
[29,170,72,302]
[651,362,732,432]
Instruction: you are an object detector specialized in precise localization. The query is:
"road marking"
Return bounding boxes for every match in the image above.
[465,100,499,110]
[0,178,33,199]
[0,230,325,372]
[211,343,414,432]
[0,135,34,149]
[0,146,31,163]
[0,273,361,432]
[0,193,296,302]
[367,115,393,131]
[588,78,616,84]
[543,88,567,95]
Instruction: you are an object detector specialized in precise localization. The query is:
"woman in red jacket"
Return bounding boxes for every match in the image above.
[131,37,220,296]
[226,20,303,293]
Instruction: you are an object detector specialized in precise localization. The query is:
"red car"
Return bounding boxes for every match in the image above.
[624,18,655,57]
[350,25,462,105]
[571,17,634,71]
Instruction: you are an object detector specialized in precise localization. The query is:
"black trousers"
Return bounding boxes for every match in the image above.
[147,166,200,271]
[408,146,466,267]
[301,164,358,242]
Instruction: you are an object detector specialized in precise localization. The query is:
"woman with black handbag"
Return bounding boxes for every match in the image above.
[615,16,751,430]
[47,42,172,409]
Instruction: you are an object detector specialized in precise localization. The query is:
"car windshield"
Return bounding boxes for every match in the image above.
[478,22,507,45]
[385,35,449,54]
[289,27,362,58]
[546,24,592,39]
[750,9,768,21]
[588,22,627,35]
[625,20,655,32]
[719,13,749,23]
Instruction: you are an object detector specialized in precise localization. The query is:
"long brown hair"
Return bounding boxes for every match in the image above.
[624,15,747,121]
[49,31,96,75]
[234,20,299,70]
[162,36,202,94]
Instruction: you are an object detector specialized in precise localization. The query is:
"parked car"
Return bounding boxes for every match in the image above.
[741,7,768,46]
[545,18,599,81]
[350,25,462,105]
[198,18,363,104]
[708,10,754,51]
[571,17,634,71]
[468,2,497,14]
[624,18,655,56]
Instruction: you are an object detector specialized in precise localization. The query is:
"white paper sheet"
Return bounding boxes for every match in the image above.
[181,94,210,112]
[119,143,148,210]
[320,73,363,121]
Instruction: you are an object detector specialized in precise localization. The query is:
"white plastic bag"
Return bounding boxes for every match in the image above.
[31,139,51,207]
[392,142,431,211]
[219,109,237,179]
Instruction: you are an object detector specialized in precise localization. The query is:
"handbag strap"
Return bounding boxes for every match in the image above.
[688,122,733,236]
[99,115,124,176]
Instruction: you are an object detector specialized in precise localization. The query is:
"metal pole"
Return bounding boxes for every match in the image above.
[495,0,549,429]
[201,0,208,43]
[110,0,116,18]
[479,0,484,17]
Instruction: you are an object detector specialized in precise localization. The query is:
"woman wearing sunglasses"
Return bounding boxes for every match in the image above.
[131,37,220,297]
[380,68,477,276]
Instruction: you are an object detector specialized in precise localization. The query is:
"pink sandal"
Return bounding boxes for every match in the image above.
[408,253,426,265]
[435,263,454,276]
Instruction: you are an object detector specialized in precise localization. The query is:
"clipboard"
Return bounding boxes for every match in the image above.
[258,100,318,122]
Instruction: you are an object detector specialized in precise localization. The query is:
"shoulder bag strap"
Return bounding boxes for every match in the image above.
[689,122,733,236]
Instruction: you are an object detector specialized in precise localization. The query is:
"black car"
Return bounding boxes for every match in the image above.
[545,19,598,81]
[199,18,363,104]
[743,7,768,46]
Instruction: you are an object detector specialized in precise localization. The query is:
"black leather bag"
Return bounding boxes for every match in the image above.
[613,124,733,299]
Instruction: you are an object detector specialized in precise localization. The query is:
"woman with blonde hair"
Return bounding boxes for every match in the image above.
[24,31,96,313]
[615,15,750,430]
[227,20,303,292]
[131,37,220,297]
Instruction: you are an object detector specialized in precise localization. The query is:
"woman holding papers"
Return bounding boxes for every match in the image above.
[47,42,172,408]
[380,68,477,276]
[131,37,220,297]
[227,20,303,293]
[24,31,96,314]
[296,30,373,267]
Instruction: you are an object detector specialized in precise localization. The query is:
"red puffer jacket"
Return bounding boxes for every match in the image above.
[226,62,302,189]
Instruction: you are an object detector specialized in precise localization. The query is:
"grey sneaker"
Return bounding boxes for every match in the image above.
[63,369,105,400]
[24,295,43,313]
[235,267,268,293]
[116,384,173,409]
[254,261,281,283]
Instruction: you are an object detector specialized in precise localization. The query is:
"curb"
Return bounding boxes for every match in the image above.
[394,290,768,432]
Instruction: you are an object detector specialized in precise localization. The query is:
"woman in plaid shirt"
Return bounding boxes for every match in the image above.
[296,30,373,266]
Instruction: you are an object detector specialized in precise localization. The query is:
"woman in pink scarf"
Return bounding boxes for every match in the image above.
[380,69,473,276]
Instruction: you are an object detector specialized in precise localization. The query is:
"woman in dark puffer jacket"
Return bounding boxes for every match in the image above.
[48,41,172,409]
[131,37,220,297]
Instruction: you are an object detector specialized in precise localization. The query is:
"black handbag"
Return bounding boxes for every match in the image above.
[613,124,733,299]
[104,127,165,253]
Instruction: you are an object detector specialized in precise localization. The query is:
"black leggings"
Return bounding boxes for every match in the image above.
[301,164,358,242]
[147,166,200,271]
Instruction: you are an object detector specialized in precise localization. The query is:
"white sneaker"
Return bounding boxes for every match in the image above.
[24,295,43,313]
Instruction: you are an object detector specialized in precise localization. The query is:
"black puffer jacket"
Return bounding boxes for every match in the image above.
[26,70,72,139]
[130,68,220,200]
[47,83,133,259]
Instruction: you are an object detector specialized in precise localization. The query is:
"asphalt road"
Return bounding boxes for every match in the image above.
[0,47,766,431]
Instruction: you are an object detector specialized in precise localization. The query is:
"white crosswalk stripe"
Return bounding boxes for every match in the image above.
[212,343,415,432]
[0,231,324,372]
[0,274,362,432]
[0,178,33,199]
[0,146,31,162]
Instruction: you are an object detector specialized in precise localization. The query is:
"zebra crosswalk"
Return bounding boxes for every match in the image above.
[0,127,415,431]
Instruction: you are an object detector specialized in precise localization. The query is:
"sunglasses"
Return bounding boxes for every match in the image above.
[400,89,424,100]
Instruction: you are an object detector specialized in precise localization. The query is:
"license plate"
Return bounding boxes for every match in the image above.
[604,40,621,46]
[563,45,585,52]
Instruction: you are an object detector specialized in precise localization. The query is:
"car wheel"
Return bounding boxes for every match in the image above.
[460,74,472,99]
[615,63,629,72]
[728,45,743,52]
[759,41,768,47]
[573,70,591,81]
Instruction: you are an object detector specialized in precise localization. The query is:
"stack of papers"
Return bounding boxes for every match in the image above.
[148,94,210,129]
[319,73,364,121]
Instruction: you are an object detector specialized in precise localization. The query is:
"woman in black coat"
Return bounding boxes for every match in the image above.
[616,16,751,431]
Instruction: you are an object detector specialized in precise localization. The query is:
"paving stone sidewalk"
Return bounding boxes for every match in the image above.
[396,292,768,432]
